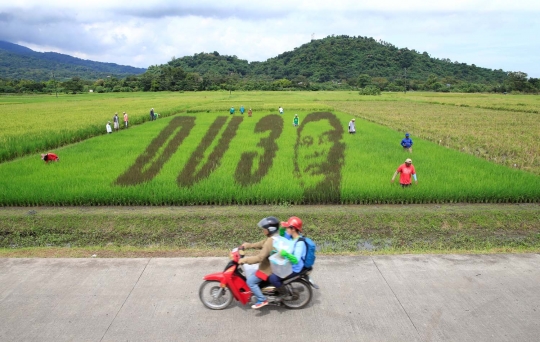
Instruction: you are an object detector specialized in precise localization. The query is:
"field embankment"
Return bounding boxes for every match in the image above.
[1,204,539,257]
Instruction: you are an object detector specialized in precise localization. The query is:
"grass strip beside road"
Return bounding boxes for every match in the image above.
[1,204,539,257]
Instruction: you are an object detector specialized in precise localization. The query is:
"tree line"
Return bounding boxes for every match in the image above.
[1,70,538,94]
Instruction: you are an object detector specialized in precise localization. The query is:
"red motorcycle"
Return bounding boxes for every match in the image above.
[199,247,319,310]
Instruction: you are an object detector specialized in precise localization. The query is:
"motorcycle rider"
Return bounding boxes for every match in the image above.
[239,216,280,309]
[268,216,306,298]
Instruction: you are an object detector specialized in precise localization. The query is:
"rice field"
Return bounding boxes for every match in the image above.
[331,97,539,175]
[0,92,214,163]
[397,92,540,114]
[1,108,538,205]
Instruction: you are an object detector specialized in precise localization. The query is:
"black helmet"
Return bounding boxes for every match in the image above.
[257,216,280,235]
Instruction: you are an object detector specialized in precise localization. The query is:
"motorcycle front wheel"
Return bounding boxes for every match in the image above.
[282,279,312,309]
[199,280,233,310]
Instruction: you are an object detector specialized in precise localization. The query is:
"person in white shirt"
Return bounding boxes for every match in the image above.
[348,119,356,134]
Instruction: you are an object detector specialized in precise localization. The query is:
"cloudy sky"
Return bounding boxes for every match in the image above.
[1,0,539,77]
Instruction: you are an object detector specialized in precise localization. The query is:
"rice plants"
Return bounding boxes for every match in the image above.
[332,98,540,175]
[0,92,216,163]
[1,109,538,206]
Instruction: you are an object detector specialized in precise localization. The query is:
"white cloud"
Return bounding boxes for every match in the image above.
[0,0,539,76]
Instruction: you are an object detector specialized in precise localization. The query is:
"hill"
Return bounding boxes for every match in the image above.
[169,35,508,85]
[0,41,146,81]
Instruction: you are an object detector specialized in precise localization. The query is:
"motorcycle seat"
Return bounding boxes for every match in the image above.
[282,267,312,285]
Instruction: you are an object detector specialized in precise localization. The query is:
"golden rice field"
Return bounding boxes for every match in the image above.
[397,92,540,114]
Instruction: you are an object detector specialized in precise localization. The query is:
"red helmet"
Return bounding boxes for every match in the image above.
[281,216,303,233]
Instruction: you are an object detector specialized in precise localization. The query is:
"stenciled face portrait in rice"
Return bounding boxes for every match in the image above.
[294,112,345,203]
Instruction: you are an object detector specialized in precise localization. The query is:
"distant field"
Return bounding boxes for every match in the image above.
[398,92,540,114]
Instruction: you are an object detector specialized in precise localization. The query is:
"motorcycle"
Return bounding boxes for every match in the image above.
[199,247,319,310]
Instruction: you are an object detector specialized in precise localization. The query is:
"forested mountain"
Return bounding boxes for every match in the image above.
[169,35,508,85]
[253,36,507,84]
[0,41,146,81]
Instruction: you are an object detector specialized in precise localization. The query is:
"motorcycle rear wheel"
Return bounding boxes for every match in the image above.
[199,280,233,310]
[282,279,312,309]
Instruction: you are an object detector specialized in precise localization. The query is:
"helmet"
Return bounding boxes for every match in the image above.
[257,216,280,235]
[281,216,303,233]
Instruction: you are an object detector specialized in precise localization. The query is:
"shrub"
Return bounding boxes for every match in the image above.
[359,85,381,95]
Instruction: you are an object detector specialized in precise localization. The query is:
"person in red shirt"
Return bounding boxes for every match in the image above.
[391,158,417,187]
[41,153,59,163]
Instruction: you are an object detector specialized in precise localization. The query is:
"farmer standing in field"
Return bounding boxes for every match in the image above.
[150,108,155,121]
[230,106,235,115]
[240,105,245,115]
[279,106,284,115]
[123,112,128,128]
[401,133,413,153]
[293,114,299,127]
[248,108,253,117]
[348,118,356,134]
[391,158,417,188]
[41,152,59,163]
[106,121,112,134]
[113,113,119,132]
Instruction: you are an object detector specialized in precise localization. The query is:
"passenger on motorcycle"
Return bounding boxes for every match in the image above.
[268,216,306,296]
[239,216,280,309]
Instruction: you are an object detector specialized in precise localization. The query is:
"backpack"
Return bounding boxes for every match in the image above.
[295,236,316,269]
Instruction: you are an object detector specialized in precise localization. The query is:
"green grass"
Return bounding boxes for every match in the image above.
[1,204,539,254]
[1,110,538,205]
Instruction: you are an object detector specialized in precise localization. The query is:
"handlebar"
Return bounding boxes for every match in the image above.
[230,246,245,263]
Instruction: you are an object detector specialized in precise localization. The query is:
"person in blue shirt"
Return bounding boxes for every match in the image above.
[268,216,306,299]
[401,133,413,153]
[229,107,235,115]
[240,105,245,115]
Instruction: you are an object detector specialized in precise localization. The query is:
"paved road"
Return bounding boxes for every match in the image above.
[0,254,539,342]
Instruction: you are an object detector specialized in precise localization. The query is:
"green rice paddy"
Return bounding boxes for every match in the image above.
[1,106,538,205]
